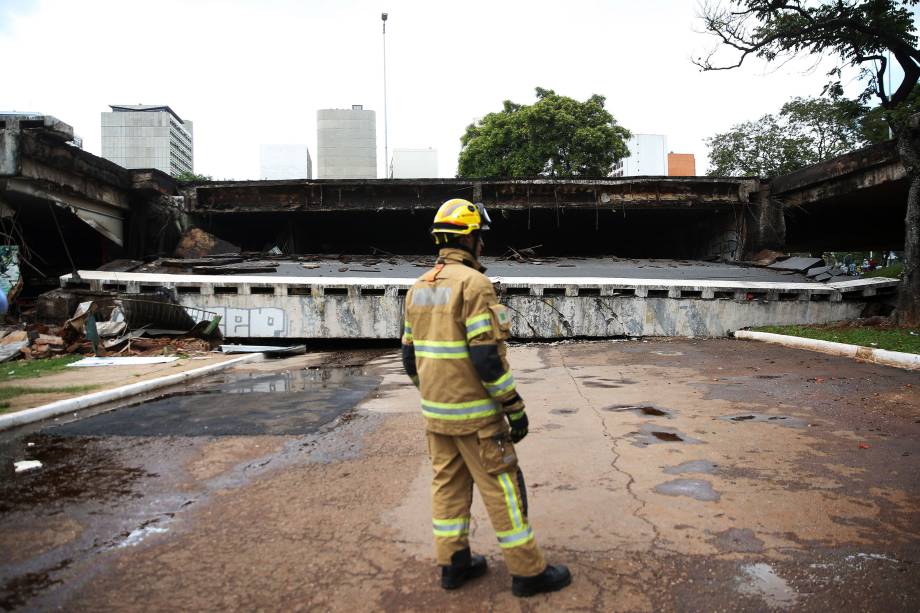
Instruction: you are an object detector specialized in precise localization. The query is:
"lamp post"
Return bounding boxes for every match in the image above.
[381,12,389,178]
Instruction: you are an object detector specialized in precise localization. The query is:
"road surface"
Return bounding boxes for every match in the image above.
[1,340,917,611]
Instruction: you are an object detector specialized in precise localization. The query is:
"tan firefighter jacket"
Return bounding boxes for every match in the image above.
[402,248,524,436]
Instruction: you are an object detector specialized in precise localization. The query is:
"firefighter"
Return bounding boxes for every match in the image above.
[401,198,571,598]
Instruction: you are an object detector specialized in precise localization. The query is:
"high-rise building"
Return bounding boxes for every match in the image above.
[260,144,313,179]
[611,134,667,177]
[101,105,193,176]
[667,152,696,176]
[316,105,376,179]
[389,148,438,178]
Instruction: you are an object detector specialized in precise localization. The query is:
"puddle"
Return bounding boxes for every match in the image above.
[632,424,701,446]
[45,367,381,437]
[736,563,798,609]
[550,408,578,415]
[664,459,717,475]
[602,404,674,418]
[653,478,720,501]
[719,413,808,428]
[581,381,621,389]
[710,528,764,553]
[0,434,151,514]
[117,523,170,548]
[0,558,71,611]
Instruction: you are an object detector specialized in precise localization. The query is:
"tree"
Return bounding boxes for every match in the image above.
[707,95,878,176]
[457,87,631,178]
[174,171,212,183]
[696,0,920,325]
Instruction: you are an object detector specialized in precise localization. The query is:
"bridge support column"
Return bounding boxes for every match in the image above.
[743,186,786,258]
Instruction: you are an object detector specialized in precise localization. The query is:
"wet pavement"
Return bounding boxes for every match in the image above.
[49,367,380,437]
[0,352,384,611]
[0,340,918,611]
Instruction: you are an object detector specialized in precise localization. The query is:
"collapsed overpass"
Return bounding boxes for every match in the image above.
[184,176,761,259]
[0,114,906,339]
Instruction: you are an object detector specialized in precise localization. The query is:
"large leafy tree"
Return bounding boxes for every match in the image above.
[697,0,920,324]
[457,87,631,178]
[708,95,879,176]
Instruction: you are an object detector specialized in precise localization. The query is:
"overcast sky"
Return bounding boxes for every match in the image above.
[0,0,911,179]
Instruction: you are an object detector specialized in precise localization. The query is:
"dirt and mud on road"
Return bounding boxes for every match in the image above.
[1,340,918,611]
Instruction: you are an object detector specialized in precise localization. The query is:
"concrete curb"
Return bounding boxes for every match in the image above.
[733,330,920,372]
[0,353,264,432]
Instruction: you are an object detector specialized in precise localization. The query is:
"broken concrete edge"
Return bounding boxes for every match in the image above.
[0,352,264,432]
[60,270,901,292]
[733,330,920,372]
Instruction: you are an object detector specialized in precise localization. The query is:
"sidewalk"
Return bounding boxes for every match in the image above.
[0,355,239,415]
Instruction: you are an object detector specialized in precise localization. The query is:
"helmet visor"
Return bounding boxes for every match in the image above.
[476,203,492,231]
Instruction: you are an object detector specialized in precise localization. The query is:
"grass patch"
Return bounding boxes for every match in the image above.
[1,355,82,381]
[862,263,903,279]
[754,325,920,355]
[0,384,100,413]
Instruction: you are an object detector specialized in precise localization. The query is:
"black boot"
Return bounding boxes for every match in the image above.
[511,564,572,597]
[440,547,488,590]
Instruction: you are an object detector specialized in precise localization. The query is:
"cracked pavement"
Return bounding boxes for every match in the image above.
[1,339,918,611]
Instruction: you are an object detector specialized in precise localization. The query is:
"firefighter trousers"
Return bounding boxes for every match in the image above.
[427,422,546,577]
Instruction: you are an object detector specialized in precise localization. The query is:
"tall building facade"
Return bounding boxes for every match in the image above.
[389,148,438,178]
[316,105,376,179]
[260,144,313,179]
[612,134,667,177]
[101,105,193,176]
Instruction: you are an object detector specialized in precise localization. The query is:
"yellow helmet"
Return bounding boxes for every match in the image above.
[431,198,491,243]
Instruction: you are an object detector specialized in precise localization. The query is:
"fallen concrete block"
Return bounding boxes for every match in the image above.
[768,257,824,272]
[173,228,240,259]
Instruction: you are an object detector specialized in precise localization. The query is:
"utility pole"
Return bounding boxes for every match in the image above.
[381,12,389,178]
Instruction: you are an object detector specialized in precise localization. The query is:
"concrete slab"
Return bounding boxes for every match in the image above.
[767,256,823,272]
[159,257,822,283]
[59,270,899,339]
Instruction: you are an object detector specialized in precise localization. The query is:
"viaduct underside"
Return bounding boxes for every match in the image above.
[187,177,759,259]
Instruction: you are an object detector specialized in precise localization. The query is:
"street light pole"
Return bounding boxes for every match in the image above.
[381,12,389,178]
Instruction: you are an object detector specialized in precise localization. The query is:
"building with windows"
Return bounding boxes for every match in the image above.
[389,147,438,178]
[101,105,193,176]
[611,134,668,177]
[260,144,313,179]
[316,105,376,179]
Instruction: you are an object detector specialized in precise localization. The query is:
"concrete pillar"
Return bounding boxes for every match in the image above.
[743,185,786,258]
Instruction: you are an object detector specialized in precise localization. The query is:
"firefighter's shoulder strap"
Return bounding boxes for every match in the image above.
[422,258,447,283]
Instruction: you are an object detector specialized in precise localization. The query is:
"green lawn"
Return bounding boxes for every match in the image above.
[862,263,903,279]
[1,355,82,381]
[0,384,99,413]
[754,325,920,355]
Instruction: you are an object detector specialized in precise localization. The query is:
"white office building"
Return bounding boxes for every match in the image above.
[612,134,667,177]
[316,105,376,179]
[101,105,193,176]
[389,148,438,178]
[260,144,313,179]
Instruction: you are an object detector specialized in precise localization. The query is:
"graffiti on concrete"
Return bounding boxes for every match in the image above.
[198,306,288,337]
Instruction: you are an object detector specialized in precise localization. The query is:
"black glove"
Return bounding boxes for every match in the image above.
[507,410,529,443]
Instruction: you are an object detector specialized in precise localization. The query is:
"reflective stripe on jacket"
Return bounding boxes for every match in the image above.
[402,248,518,436]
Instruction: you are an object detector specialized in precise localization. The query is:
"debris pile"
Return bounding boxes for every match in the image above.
[1,297,222,364]
[499,244,559,265]
[750,252,849,282]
